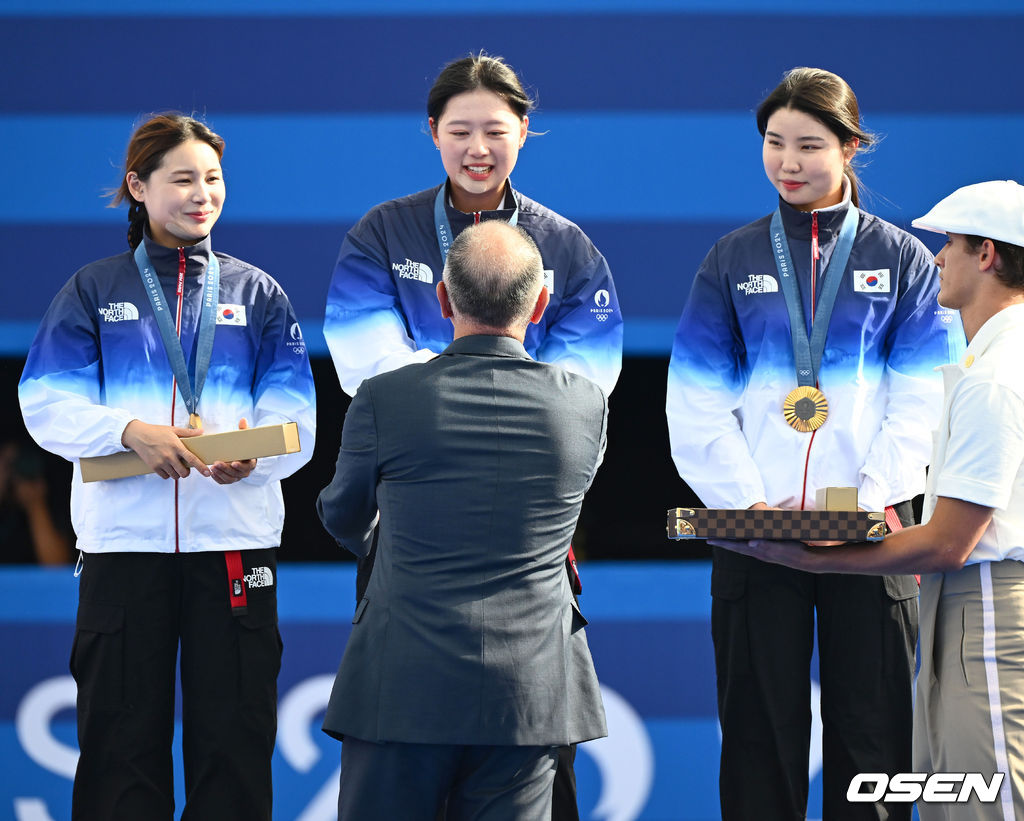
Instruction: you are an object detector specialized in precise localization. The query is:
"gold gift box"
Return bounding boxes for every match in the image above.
[80,422,301,483]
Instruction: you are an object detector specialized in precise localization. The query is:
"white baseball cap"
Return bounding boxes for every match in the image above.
[912,180,1024,249]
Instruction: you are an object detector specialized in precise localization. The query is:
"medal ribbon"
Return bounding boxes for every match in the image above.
[134,242,220,425]
[770,205,859,387]
[433,184,519,265]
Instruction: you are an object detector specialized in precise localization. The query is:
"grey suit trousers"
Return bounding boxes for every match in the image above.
[339,736,559,821]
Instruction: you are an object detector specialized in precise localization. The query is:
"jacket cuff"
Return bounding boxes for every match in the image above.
[858,473,889,513]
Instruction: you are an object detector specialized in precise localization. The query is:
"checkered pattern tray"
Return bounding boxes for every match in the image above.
[666,507,887,542]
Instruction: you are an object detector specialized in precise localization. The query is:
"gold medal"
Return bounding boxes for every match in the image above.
[783,386,828,433]
[189,412,202,429]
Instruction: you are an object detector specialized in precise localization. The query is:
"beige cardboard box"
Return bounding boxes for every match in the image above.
[80,422,301,483]
[815,486,859,511]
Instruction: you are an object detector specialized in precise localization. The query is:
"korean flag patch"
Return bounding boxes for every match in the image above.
[216,304,247,326]
[854,269,890,293]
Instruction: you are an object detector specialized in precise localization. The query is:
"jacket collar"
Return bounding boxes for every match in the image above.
[777,178,854,242]
[937,303,1024,392]
[440,334,531,360]
[962,302,1024,363]
[441,180,518,229]
[140,231,214,279]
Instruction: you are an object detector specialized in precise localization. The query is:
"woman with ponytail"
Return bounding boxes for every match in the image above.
[19,113,316,820]
[324,53,622,401]
[323,55,621,819]
[666,68,963,820]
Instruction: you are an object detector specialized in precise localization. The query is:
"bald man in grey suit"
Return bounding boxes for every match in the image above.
[317,220,608,820]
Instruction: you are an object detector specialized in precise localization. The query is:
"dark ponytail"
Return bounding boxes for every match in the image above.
[756,68,874,207]
[126,201,147,251]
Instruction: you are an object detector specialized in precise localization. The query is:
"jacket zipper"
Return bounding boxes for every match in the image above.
[800,212,822,510]
[172,247,186,552]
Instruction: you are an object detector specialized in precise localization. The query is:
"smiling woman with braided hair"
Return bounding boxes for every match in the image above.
[19,112,316,820]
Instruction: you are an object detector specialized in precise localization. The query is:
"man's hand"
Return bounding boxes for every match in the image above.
[121,419,210,480]
[748,501,844,547]
[210,418,257,485]
[709,537,824,572]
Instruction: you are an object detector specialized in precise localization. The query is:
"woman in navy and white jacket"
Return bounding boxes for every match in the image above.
[667,68,963,821]
[323,53,621,821]
[323,53,622,400]
[20,113,315,821]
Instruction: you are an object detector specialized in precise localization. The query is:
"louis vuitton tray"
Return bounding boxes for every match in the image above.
[666,507,887,542]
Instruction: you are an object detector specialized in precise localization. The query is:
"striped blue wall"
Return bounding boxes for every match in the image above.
[2,3,1022,354]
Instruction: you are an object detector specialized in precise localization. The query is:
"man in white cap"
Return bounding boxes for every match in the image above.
[710,179,1024,818]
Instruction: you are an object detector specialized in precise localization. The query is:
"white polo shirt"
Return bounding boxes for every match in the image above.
[924,302,1024,564]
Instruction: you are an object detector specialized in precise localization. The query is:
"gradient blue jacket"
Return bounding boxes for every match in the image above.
[324,182,622,396]
[667,194,964,512]
[19,234,316,553]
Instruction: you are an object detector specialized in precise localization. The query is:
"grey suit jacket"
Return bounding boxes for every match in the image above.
[317,334,608,747]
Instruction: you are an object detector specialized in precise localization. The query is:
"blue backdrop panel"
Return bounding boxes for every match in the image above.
[4,112,1022,356]
[3,14,1024,114]
[2,7,1023,355]
[20,113,1024,225]
[3,0,1022,14]
[1,562,796,821]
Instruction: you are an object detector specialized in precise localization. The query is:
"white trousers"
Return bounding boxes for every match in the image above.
[915,560,1024,820]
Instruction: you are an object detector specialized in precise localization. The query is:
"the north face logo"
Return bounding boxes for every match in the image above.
[393,258,433,284]
[244,567,274,589]
[98,302,140,322]
[736,274,779,295]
